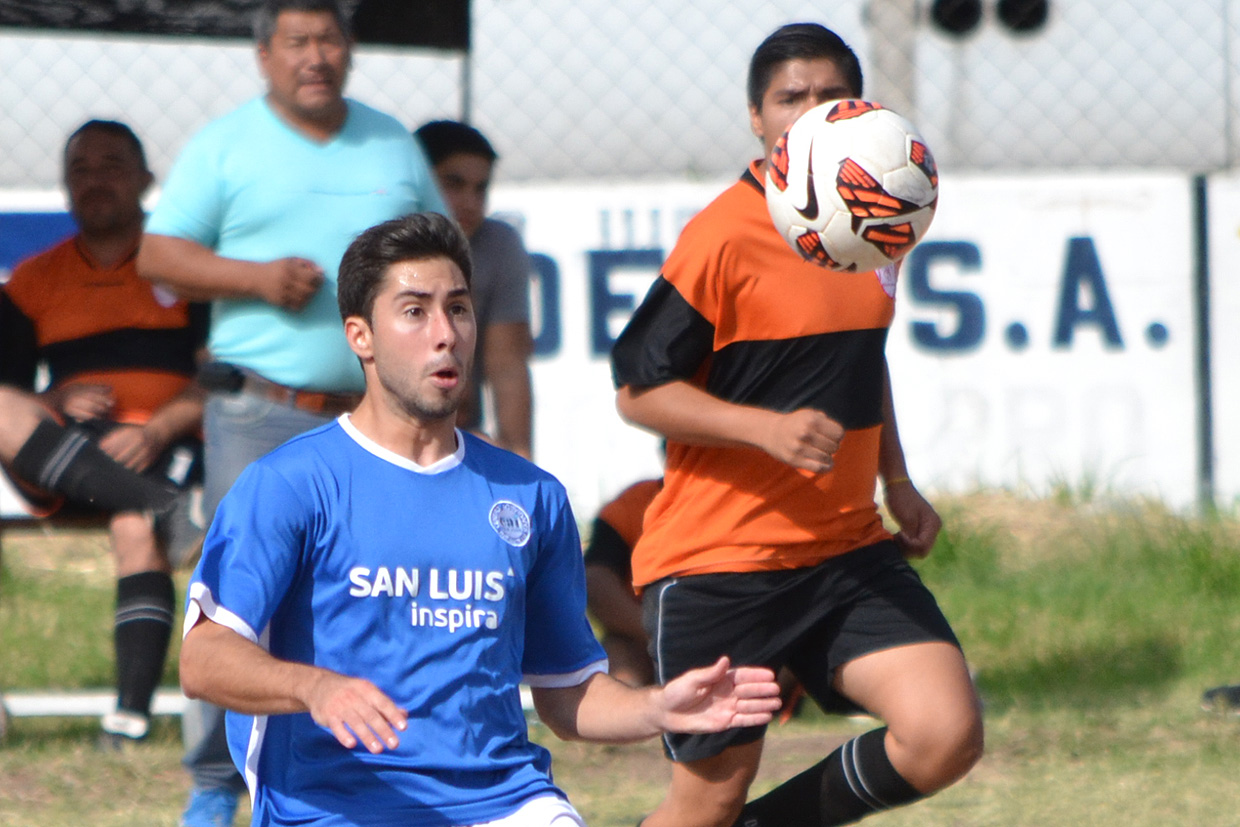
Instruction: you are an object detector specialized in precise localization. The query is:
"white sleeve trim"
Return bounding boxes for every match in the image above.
[523,658,609,688]
[183,581,260,644]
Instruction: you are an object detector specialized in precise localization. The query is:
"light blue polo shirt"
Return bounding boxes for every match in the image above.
[147,97,446,392]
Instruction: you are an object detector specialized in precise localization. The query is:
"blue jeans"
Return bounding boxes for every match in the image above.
[182,391,336,792]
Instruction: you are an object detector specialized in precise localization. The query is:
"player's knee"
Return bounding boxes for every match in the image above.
[898,707,985,791]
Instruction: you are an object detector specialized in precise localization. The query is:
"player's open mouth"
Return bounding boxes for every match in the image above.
[431,368,460,388]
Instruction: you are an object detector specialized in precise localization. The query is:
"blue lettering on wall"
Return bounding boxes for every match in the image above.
[1053,236,1123,349]
[905,241,985,352]
[589,248,664,356]
[529,253,561,357]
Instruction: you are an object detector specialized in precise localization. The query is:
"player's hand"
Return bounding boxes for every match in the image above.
[257,257,324,311]
[885,480,941,558]
[97,424,162,472]
[761,408,844,473]
[50,383,115,422]
[303,672,408,754]
[656,656,781,734]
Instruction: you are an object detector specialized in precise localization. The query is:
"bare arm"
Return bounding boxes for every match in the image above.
[585,565,646,640]
[482,321,533,458]
[530,656,779,744]
[877,359,941,558]
[181,616,408,753]
[616,381,844,474]
[137,233,323,310]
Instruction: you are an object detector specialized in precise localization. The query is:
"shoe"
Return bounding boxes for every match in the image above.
[1201,684,1240,714]
[98,709,149,752]
[180,786,240,827]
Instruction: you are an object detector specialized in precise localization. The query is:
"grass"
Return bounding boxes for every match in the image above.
[3,493,1240,825]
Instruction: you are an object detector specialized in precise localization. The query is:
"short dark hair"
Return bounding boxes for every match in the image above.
[338,212,473,324]
[747,23,863,111]
[413,120,498,167]
[64,119,148,170]
[254,0,350,45]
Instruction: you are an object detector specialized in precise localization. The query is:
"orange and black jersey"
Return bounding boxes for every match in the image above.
[0,236,207,423]
[611,162,894,587]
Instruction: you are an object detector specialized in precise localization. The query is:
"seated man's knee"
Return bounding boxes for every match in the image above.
[109,512,164,573]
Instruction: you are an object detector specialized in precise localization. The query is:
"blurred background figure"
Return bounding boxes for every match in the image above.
[415,119,534,458]
[0,118,207,750]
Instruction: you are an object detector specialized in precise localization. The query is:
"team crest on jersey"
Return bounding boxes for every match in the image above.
[489,500,531,547]
[875,263,898,298]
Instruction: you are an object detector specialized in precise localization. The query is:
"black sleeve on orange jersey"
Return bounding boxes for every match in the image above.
[611,276,714,389]
[583,517,633,582]
[0,290,40,389]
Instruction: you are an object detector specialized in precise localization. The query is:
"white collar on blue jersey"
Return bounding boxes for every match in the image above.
[337,414,465,474]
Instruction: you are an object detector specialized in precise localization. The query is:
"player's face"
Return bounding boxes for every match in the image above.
[433,153,492,239]
[258,10,351,128]
[63,130,152,237]
[350,257,477,424]
[749,58,856,170]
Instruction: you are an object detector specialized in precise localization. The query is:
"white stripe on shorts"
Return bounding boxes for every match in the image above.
[465,794,585,827]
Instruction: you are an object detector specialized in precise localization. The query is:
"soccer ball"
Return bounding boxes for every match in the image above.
[766,99,938,273]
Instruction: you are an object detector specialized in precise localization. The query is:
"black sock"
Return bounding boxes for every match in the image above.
[735,728,921,827]
[11,419,176,513]
[115,571,175,715]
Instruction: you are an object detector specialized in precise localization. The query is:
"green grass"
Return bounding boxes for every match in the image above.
[3,494,1240,826]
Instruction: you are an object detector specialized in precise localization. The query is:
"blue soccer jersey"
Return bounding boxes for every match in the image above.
[185,416,607,827]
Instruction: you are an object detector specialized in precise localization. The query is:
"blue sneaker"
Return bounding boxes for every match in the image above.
[180,787,239,827]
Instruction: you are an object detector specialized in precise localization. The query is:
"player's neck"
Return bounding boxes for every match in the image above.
[348,396,460,468]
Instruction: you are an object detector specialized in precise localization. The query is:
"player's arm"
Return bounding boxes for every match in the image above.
[616,381,843,474]
[585,564,646,640]
[877,359,941,558]
[137,233,323,310]
[181,615,408,754]
[483,321,533,458]
[530,656,780,744]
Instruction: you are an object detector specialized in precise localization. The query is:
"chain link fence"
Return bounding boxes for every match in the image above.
[1,0,1237,190]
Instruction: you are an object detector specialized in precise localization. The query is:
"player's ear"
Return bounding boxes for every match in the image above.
[748,102,764,141]
[344,315,374,361]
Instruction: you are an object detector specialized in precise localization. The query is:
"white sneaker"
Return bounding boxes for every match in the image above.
[100,709,150,739]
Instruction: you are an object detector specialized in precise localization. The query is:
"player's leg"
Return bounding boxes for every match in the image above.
[642,739,764,827]
[0,386,177,513]
[734,542,982,826]
[833,641,982,792]
[639,570,813,827]
[101,511,175,746]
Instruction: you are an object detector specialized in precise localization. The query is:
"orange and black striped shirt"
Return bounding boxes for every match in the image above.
[611,163,893,587]
[0,237,205,423]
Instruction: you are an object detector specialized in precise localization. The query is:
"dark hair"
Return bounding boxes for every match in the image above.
[747,23,863,111]
[338,212,473,323]
[413,120,498,167]
[64,119,148,170]
[254,0,350,45]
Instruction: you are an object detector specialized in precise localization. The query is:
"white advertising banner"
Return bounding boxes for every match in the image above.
[1208,175,1240,509]
[492,172,1203,515]
[0,172,1210,519]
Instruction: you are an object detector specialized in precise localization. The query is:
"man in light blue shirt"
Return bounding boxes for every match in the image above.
[137,2,445,824]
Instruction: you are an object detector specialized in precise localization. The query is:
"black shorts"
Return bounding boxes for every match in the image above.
[642,540,961,763]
